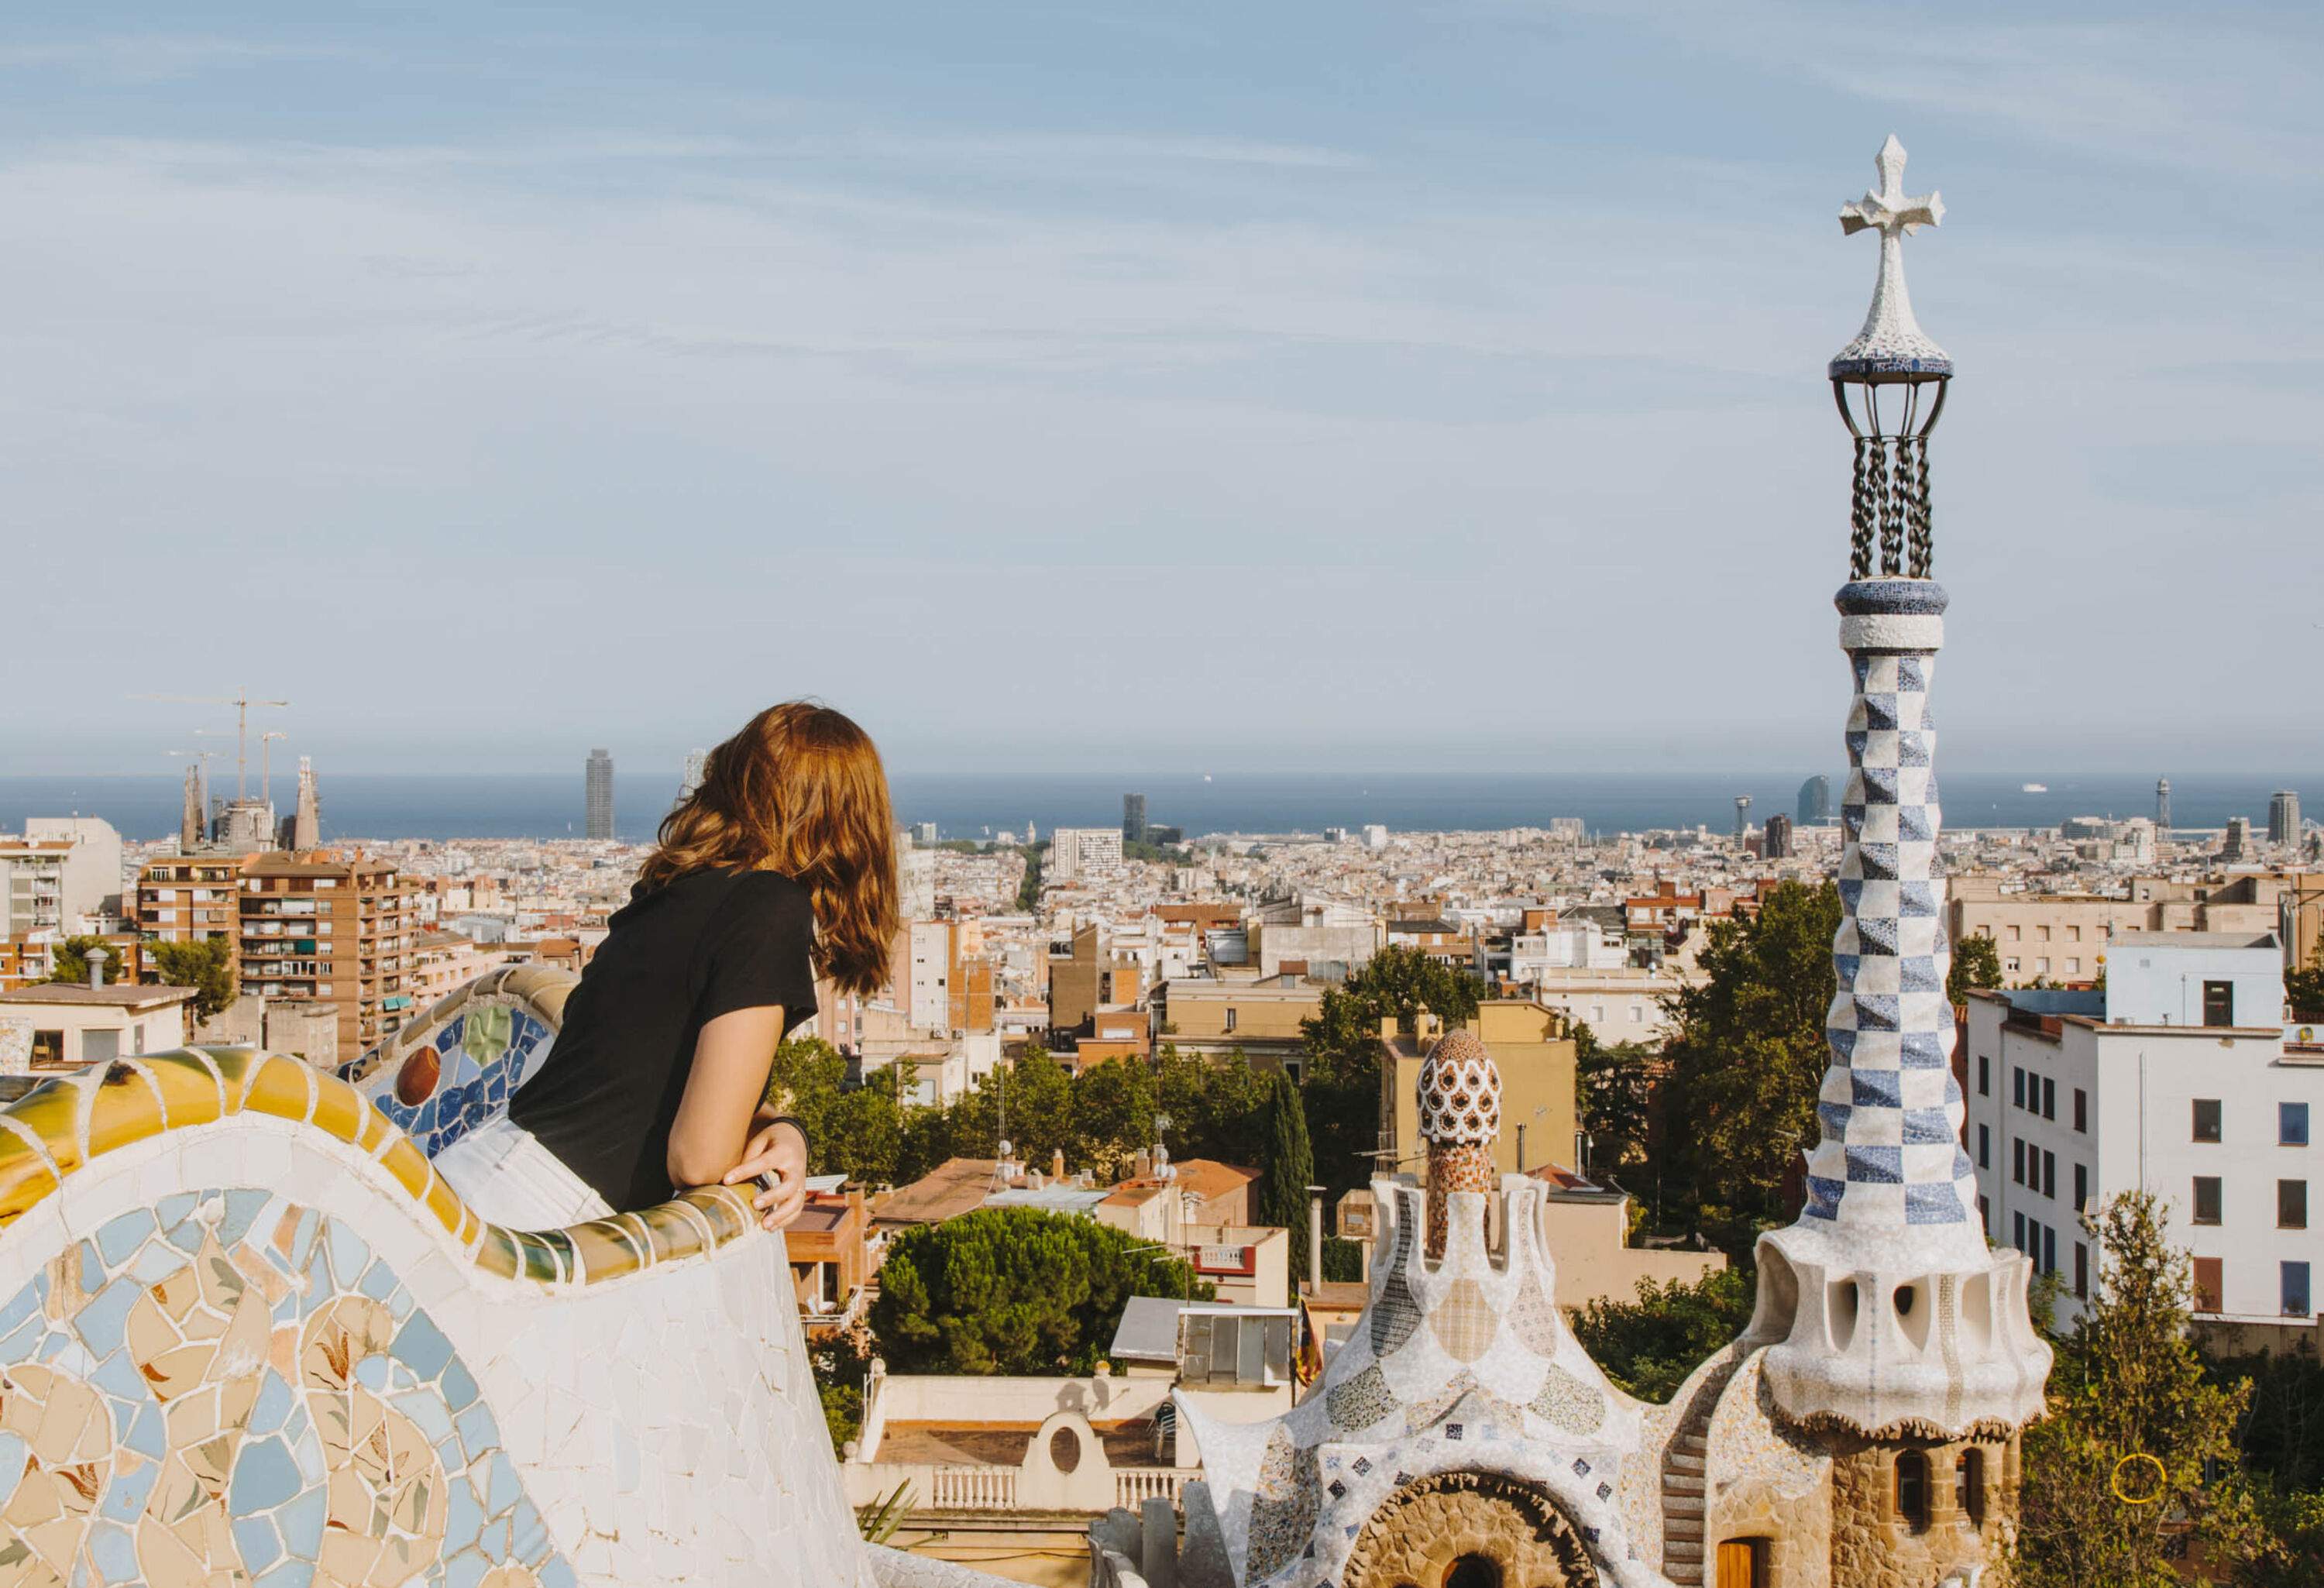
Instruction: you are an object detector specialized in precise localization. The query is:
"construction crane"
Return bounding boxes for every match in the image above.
[132,692,289,802]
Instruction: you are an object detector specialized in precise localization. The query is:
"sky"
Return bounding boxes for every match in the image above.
[1,3,2317,780]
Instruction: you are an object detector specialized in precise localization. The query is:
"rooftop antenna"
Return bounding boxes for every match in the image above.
[130,690,290,802]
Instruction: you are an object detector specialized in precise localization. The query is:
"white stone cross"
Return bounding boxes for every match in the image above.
[1840,134,1944,241]
[1831,135,1951,376]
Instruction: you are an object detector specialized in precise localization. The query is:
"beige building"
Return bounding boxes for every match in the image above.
[1523,965,1680,1043]
[1379,1001,1578,1182]
[0,984,198,1071]
[1154,975,1324,1067]
[1950,870,2324,986]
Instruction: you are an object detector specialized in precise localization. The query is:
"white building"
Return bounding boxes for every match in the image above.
[23,816,124,930]
[1521,967,1679,1042]
[1047,827,1124,883]
[1965,932,2320,1336]
[0,984,198,1071]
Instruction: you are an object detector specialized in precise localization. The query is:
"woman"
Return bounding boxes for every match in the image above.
[434,703,899,1234]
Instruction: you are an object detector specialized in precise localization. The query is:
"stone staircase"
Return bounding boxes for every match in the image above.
[1660,1426,1710,1584]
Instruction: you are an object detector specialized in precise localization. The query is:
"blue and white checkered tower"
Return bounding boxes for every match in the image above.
[1749,138,2051,1438]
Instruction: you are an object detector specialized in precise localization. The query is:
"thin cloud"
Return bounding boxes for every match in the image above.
[0,36,365,82]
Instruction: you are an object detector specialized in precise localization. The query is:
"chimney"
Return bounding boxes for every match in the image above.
[86,946,109,989]
[1307,1184,1325,1294]
[1051,1146,1066,1182]
[1133,1149,1153,1181]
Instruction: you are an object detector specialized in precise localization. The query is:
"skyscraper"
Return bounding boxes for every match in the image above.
[1764,812,1794,860]
[1122,792,1148,846]
[1797,774,1832,826]
[2224,816,2251,862]
[2269,789,2302,847]
[2156,776,2172,833]
[1733,794,1752,842]
[681,749,708,799]
[585,749,615,840]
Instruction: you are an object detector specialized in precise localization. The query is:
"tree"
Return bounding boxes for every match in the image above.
[1013,844,1046,913]
[2288,947,2324,1019]
[43,936,108,988]
[2016,1191,2259,1587]
[1653,881,1841,1251]
[147,937,235,1023]
[1569,1267,1755,1403]
[1571,1021,1656,1175]
[1255,1071,1313,1257]
[1155,1047,1269,1167]
[1948,932,2004,1004]
[1069,1056,1156,1181]
[869,1207,1210,1375]
[1300,945,1488,1198]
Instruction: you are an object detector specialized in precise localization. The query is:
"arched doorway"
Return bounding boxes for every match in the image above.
[1341,1472,1599,1588]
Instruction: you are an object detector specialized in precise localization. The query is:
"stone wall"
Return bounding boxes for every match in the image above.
[1826,1431,2019,1588]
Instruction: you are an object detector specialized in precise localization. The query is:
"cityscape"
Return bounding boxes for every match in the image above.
[2,10,2319,1588]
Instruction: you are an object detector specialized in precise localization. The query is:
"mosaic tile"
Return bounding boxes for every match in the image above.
[1528,1364,1607,1437]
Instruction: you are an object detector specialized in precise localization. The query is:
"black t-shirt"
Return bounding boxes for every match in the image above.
[511,868,817,1211]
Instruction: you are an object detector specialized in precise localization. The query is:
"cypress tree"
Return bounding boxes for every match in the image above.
[1257,1071,1314,1261]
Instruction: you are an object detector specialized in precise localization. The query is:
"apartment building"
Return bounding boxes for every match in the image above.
[1047,827,1124,883]
[238,851,418,1059]
[1965,933,2321,1339]
[136,854,252,961]
[1154,975,1324,1068]
[0,837,71,938]
[1948,871,2324,986]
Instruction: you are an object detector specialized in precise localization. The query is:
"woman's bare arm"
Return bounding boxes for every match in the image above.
[668,1005,808,1229]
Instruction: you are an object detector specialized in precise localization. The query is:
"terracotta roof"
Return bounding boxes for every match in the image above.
[1172,1159,1257,1201]
[870,1157,1003,1228]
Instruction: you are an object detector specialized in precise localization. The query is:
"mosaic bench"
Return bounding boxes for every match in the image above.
[0,967,984,1588]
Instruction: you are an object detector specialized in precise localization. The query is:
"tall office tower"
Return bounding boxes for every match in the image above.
[1798,773,1832,825]
[585,749,616,840]
[289,757,321,851]
[2269,789,2302,847]
[1122,792,1148,846]
[1765,812,1794,860]
[913,820,939,847]
[2224,816,2251,862]
[680,749,709,799]
[2155,776,2172,833]
[1733,794,1752,842]
[180,765,205,851]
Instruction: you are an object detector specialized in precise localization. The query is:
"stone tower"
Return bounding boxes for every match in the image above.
[1741,136,2051,1586]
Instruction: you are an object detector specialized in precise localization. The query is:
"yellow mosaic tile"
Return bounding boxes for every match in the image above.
[562,1218,646,1283]
[374,1136,434,1204]
[136,1052,229,1129]
[419,1165,466,1240]
[632,1201,710,1262]
[680,1185,754,1245]
[0,1139,60,1225]
[3,1085,87,1184]
[472,1225,524,1281]
[514,1233,565,1286]
[79,1065,168,1161]
[239,1053,318,1128]
[306,1072,368,1145]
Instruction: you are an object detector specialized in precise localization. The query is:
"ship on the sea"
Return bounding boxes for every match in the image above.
[2021,782,2049,793]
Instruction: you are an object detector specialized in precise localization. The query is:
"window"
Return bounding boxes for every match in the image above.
[2281,1180,2308,1230]
[2043,1078,2057,1121]
[1978,1055,1989,1097]
[1957,1449,1987,1526]
[2194,1099,2223,1143]
[2286,1262,2313,1318]
[2068,926,2082,942]
[2035,957,2051,975]
[2193,1257,2223,1313]
[2013,1139,2026,1184]
[2037,926,2053,943]
[2014,1067,2027,1109]
[1978,1124,1990,1170]
[2202,979,2234,1027]
[1896,1451,1930,1533]
[2074,1088,2088,1133]
[2066,958,2080,975]
[2284,1103,2312,1147]
[1629,1005,1644,1023]
[2008,925,2022,942]
[2005,957,2020,974]
[2043,1150,2057,1198]
[2074,1163,2089,1213]
[2074,1241,2089,1299]
[2013,1211,2026,1250]
[2193,1177,2223,1225]
[2044,1224,2057,1275]
[1222,1008,1236,1033]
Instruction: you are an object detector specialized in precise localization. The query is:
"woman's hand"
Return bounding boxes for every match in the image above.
[723,1117,810,1232]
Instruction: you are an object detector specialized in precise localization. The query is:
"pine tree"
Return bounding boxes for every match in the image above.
[1257,1071,1313,1260]
[2016,1191,2260,1587]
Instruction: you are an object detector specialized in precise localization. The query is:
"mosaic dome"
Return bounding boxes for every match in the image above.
[1415,1029,1501,1146]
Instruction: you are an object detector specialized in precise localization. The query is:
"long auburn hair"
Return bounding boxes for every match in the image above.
[638,703,899,997]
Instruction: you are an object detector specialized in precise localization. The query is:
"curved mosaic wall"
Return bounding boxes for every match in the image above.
[1,1188,570,1588]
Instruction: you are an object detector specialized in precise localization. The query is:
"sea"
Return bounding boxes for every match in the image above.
[0,772,2307,846]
